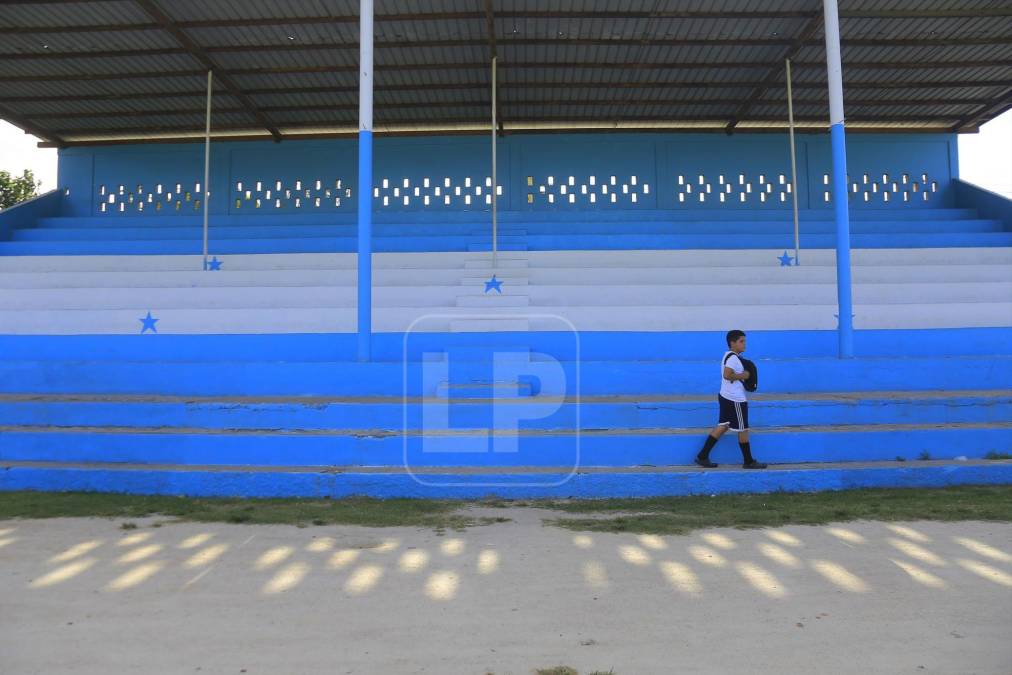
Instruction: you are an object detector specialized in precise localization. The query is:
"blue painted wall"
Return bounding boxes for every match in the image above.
[56,132,960,218]
[954,178,1012,230]
[0,189,63,240]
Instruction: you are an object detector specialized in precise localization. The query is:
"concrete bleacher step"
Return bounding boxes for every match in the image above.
[2,301,1009,333]
[0,421,1008,467]
[1,248,1007,273]
[1,391,1006,431]
[5,232,1011,256]
[3,458,1009,498]
[16,219,1003,240]
[30,208,983,229]
[8,282,1009,312]
[1,356,1008,396]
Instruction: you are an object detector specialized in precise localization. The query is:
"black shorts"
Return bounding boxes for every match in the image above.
[718,394,749,432]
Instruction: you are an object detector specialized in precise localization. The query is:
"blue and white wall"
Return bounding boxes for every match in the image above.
[56,132,959,218]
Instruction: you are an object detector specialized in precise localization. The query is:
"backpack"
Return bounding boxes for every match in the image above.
[724,352,758,393]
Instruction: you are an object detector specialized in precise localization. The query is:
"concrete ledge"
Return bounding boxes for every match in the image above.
[2,459,1009,498]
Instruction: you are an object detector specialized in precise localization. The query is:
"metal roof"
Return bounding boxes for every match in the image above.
[0,0,1009,146]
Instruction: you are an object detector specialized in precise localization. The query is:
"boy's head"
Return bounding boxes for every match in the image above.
[726,329,746,353]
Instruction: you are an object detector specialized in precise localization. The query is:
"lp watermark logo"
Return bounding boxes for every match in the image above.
[402,313,580,488]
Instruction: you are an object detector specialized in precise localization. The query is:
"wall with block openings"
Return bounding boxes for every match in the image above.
[57,132,958,218]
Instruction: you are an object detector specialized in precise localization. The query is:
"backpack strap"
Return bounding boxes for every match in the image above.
[723,351,737,380]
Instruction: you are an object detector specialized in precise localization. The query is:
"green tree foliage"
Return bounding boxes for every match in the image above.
[0,169,41,210]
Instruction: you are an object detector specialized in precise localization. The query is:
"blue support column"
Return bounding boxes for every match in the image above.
[823,0,854,358]
[357,0,373,362]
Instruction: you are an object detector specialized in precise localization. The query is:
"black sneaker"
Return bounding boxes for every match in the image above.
[742,461,768,469]
[694,456,718,468]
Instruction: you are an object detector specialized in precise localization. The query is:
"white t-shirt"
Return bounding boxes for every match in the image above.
[719,351,747,402]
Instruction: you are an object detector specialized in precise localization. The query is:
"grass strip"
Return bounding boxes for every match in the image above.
[538,486,1012,535]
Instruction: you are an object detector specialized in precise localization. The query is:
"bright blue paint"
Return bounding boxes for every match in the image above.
[138,312,158,334]
[53,132,961,220]
[33,207,982,227]
[954,178,1012,230]
[484,275,503,293]
[778,251,794,266]
[358,128,373,362]
[205,256,222,271]
[1,328,1009,362]
[2,427,1009,467]
[3,395,1008,432]
[830,122,854,358]
[4,229,1009,256]
[1,355,1008,396]
[0,190,62,241]
[3,463,1009,499]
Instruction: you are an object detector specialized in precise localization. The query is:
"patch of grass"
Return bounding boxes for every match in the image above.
[119,521,137,530]
[536,668,578,675]
[0,492,487,531]
[538,486,1012,535]
[985,451,1012,460]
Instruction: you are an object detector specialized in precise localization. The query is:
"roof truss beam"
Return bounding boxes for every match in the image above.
[3,7,1012,34]
[131,0,282,141]
[4,35,1011,60]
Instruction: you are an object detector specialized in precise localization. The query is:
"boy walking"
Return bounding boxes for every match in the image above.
[694,329,767,469]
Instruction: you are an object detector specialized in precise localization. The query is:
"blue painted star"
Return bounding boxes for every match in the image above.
[139,311,159,334]
[778,251,795,267]
[205,256,223,271]
[484,274,503,294]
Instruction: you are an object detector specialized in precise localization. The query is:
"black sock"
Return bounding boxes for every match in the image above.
[698,434,719,460]
[739,441,754,463]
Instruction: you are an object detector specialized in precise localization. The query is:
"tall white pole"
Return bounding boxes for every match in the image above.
[786,58,800,265]
[202,69,212,270]
[357,0,374,362]
[824,0,854,358]
[491,55,498,270]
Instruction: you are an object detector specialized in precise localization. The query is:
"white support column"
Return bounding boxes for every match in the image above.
[824,0,855,358]
[357,0,374,362]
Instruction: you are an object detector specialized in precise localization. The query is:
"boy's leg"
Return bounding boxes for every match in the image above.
[736,411,767,469]
[695,423,728,468]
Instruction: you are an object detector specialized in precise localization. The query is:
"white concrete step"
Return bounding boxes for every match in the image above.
[3,301,1009,334]
[1,263,1007,291]
[449,318,532,332]
[463,259,530,270]
[2,248,1008,274]
[4,280,1008,312]
[455,295,531,308]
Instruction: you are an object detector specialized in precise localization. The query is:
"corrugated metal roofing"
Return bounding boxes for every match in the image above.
[0,0,1009,144]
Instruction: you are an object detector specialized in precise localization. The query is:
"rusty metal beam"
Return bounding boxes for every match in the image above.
[4,34,1010,60]
[131,0,282,141]
[950,87,1012,132]
[725,11,824,132]
[26,95,991,120]
[0,102,63,146]
[4,7,1011,34]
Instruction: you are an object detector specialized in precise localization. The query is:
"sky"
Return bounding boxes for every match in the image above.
[1,110,1010,197]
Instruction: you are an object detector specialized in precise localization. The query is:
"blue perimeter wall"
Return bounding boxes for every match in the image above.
[56,132,960,218]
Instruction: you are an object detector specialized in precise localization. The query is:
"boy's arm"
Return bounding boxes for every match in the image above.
[723,366,749,381]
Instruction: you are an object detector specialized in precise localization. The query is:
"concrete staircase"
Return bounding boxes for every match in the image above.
[1,208,1010,497]
[1,208,1010,255]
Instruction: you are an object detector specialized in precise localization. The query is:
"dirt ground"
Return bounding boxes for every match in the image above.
[1,507,1010,675]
